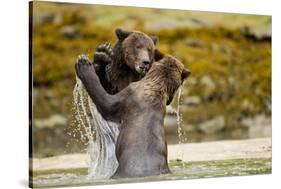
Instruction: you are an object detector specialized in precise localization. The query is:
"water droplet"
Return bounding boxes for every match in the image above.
[69,76,119,179]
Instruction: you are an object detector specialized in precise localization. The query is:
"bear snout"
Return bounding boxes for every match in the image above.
[136,63,150,76]
[138,60,151,71]
[142,60,150,66]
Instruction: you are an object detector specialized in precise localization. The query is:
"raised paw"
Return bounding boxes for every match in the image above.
[75,54,96,81]
[97,42,113,57]
[93,42,114,65]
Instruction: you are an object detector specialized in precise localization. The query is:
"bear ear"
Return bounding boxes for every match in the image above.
[115,28,131,41]
[182,69,191,80]
[150,36,158,45]
[154,49,164,61]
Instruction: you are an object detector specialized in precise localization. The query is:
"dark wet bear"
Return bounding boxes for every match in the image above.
[93,28,160,94]
[75,53,190,178]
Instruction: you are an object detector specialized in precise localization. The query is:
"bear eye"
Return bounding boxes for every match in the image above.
[136,45,142,49]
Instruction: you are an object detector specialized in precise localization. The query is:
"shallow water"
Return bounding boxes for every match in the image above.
[31,158,271,188]
[64,74,272,189]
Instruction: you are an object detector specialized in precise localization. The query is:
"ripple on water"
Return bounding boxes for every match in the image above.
[32,158,271,188]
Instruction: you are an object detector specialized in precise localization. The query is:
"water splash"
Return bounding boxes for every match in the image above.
[177,86,184,144]
[72,76,119,179]
[71,73,187,177]
[176,84,187,166]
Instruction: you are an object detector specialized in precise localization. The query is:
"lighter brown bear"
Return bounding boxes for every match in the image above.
[75,53,191,178]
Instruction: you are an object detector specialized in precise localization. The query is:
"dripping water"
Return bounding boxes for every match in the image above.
[71,70,187,177]
[72,76,119,179]
[176,84,187,166]
[166,83,187,166]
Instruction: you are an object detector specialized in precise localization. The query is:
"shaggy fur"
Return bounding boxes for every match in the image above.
[75,54,190,178]
[93,28,159,94]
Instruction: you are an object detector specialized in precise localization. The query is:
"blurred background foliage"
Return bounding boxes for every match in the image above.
[31,2,271,157]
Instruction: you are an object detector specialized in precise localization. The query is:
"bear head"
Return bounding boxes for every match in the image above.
[146,54,191,105]
[114,28,159,76]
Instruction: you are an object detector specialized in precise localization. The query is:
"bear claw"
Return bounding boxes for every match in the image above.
[93,42,114,65]
[96,42,113,58]
[75,54,95,81]
[77,54,91,64]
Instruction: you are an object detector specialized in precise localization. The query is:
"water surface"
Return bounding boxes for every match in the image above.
[31,158,271,188]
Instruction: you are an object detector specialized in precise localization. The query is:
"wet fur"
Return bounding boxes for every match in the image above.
[75,54,190,178]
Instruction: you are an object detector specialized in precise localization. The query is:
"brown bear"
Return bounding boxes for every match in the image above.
[75,53,190,178]
[93,28,160,94]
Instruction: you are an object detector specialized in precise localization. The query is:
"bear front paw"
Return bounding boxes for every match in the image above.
[75,54,95,81]
[93,42,113,65]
